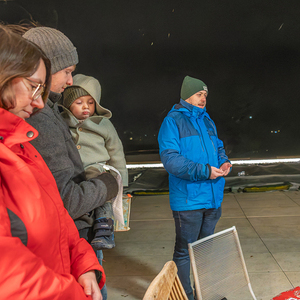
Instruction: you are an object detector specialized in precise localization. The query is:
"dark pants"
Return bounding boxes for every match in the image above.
[79,227,107,300]
[172,207,222,300]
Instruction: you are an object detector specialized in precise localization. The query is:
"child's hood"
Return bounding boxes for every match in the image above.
[64,74,112,118]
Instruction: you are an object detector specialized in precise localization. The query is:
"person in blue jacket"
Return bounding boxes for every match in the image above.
[158,75,232,300]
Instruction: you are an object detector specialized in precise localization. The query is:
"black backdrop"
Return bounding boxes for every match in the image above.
[2,0,300,158]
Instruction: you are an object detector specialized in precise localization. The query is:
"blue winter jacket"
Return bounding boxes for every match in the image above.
[158,99,230,211]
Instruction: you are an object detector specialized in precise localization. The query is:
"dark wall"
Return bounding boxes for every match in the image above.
[2,0,300,158]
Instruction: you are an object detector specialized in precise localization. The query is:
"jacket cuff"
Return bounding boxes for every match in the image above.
[220,159,231,167]
[95,269,102,284]
[206,163,211,179]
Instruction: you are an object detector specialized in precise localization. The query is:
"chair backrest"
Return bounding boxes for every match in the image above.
[143,260,188,300]
[188,226,257,300]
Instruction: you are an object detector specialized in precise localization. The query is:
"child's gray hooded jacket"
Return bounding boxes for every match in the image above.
[61,74,128,186]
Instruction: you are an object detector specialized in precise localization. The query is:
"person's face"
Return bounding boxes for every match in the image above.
[51,65,76,93]
[69,95,96,120]
[8,59,46,120]
[185,90,207,109]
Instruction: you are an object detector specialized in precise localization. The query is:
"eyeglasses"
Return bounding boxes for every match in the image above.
[23,78,46,101]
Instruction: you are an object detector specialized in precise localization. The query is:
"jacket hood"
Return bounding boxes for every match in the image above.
[64,74,112,118]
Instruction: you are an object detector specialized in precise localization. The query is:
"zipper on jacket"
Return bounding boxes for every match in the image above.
[191,117,204,152]
[209,135,216,152]
[210,181,216,208]
[198,120,217,208]
[199,135,204,152]
[198,123,209,160]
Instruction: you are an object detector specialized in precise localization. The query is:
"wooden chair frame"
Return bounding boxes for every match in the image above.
[143,261,188,300]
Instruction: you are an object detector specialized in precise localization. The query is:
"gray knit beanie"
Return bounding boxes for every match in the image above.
[181,76,208,100]
[23,27,79,74]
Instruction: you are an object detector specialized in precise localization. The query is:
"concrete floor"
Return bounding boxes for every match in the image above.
[103,190,300,300]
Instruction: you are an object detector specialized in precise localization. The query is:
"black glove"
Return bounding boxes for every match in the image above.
[96,172,118,201]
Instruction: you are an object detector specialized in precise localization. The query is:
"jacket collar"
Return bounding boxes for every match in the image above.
[175,99,206,119]
[47,91,62,108]
[0,108,38,148]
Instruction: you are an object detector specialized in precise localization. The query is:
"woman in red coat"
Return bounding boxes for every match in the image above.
[0,25,105,300]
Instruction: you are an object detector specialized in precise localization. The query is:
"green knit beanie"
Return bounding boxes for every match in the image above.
[63,87,89,109]
[180,76,208,100]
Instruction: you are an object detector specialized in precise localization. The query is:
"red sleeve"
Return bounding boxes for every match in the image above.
[63,206,106,289]
[0,191,100,299]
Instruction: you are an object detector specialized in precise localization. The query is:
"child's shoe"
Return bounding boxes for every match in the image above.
[91,217,115,250]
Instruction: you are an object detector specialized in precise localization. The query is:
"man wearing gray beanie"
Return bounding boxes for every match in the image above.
[158,76,232,300]
[23,26,116,300]
[23,27,78,92]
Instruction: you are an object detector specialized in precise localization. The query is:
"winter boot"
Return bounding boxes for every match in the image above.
[91,217,115,250]
[91,202,115,250]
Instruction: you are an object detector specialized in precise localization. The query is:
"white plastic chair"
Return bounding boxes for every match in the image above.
[188,226,257,300]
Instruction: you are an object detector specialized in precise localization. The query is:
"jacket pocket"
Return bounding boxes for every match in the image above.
[186,181,211,206]
[213,177,226,207]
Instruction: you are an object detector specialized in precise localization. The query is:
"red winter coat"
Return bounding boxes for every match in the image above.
[0,108,105,299]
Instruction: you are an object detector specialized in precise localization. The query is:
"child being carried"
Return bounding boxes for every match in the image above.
[61,74,128,250]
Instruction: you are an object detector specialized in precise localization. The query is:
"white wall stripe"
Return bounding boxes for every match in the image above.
[126,158,300,169]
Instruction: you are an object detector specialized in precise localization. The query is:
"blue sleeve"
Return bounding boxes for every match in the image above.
[218,139,232,174]
[158,116,210,181]
[217,138,230,167]
[208,117,231,167]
